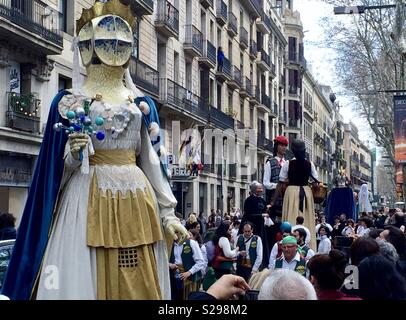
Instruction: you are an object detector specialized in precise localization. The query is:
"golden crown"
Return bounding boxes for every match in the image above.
[76,0,137,34]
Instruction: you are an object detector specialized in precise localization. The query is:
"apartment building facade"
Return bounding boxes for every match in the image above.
[344,122,372,192]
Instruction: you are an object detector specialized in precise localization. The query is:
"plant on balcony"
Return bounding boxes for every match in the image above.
[10,92,39,117]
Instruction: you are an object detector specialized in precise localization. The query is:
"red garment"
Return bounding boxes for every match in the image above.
[317,290,361,300]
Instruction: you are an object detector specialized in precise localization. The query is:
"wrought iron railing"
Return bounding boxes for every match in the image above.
[216,0,227,23]
[242,77,252,96]
[129,57,159,97]
[209,105,234,130]
[259,49,271,67]
[273,102,278,114]
[184,24,203,54]
[156,0,179,35]
[218,56,232,78]
[240,26,249,47]
[261,93,271,108]
[250,40,257,57]
[160,78,209,119]
[202,39,216,66]
[6,92,41,133]
[0,0,62,46]
[228,11,237,35]
[231,66,242,86]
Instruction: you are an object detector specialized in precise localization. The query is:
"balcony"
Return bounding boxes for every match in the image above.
[361,173,370,182]
[216,0,228,26]
[198,39,216,69]
[239,27,249,49]
[200,0,213,9]
[279,74,285,88]
[228,164,237,180]
[215,56,231,82]
[227,66,242,89]
[159,78,209,122]
[132,0,154,16]
[249,85,261,105]
[257,134,273,152]
[360,160,370,170]
[256,11,271,34]
[239,0,261,18]
[0,0,63,55]
[270,62,276,78]
[336,136,344,146]
[288,85,301,97]
[209,105,235,130]
[279,112,287,125]
[6,92,41,134]
[287,51,306,66]
[270,102,278,118]
[257,49,271,71]
[227,11,237,37]
[352,169,361,179]
[184,25,203,57]
[239,77,252,98]
[249,40,257,60]
[258,93,271,113]
[129,57,160,98]
[202,163,215,174]
[288,118,300,130]
[155,0,179,39]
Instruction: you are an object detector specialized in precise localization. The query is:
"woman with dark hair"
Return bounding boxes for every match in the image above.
[270,139,319,251]
[308,249,361,300]
[212,221,239,279]
[358,255,406,300]
[350,237,380,266]
[0,212,17,240]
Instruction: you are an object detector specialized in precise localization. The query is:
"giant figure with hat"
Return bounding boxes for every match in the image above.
[263,135,288,249]
[269,139,318,251]
[2,0,189,300]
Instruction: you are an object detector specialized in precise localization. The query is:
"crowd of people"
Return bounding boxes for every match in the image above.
[170,203,406,301]
[167,137,406,300]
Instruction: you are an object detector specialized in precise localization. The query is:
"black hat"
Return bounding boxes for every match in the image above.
[291,139,306,153]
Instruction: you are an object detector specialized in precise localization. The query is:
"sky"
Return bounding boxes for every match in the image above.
[294,0,373,144]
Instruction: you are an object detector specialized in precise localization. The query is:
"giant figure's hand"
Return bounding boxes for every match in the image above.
[167,222,189,244]
[69,133,89,161]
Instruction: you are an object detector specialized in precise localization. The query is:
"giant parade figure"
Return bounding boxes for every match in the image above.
[2,0,189,300]
[324,168,357,224]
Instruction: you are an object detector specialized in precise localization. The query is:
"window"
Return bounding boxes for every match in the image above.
[59,0,67,32]
[186,62,192,91]
[240,99,244,123]
[288,37,297,61]
[210,79,215,105]
[132,19,139,59]
[217,83,222,110]
[58,75,72,91]
[173,51,179,83]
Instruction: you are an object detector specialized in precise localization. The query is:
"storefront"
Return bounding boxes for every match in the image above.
[0,151,34,223]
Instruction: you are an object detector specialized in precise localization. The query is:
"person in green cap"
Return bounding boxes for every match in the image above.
[271,235,306,276]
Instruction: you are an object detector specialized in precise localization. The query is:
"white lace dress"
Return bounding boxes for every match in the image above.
[36,93,178,299]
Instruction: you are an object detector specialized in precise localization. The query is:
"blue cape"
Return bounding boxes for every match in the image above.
[1,90,69,300]
[325,187,357,224]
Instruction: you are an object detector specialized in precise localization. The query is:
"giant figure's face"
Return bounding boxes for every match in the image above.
[78,14,134,67]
